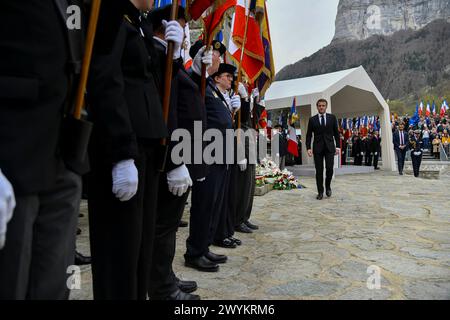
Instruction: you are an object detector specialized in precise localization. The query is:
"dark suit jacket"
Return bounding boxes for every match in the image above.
[204,81,234,164]
[87,2,168,166]
[306,113,340,154]
[370,136,382,153]
[151,39,208,179]
[393,130,409,151]
[0,0,86,195]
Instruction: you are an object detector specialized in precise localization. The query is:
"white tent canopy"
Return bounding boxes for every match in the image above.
[264,66,395,170]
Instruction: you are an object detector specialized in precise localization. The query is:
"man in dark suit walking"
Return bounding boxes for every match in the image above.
[306,99,340,200]
[392,123,409,175]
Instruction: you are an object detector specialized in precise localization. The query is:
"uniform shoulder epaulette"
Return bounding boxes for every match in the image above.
[123,14,133,25]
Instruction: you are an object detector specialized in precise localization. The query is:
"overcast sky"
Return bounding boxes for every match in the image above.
[266,0,340,73]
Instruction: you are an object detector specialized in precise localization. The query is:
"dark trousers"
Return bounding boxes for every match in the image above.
[148,176,189,299]
[354,155,363,166]
[88,144,159,300]
[365,154,372,166]
[411,152,422,177]
[234,164,255,227]
[373,154,379,169]
[185,164,227,259]
[395,149,407,174]
[0,167,81,300]
[211,166,232,243]
[243,165,256,223]
[313,151,335,194]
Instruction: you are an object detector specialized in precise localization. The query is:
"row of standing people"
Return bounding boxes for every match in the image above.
[0,1,257,300]
[347,131,382,169]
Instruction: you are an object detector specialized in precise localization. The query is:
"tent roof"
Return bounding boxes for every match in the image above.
[264,66,387,111]
[266,68,358,101]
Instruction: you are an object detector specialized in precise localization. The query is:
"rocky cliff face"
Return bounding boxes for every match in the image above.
[333,0,450,43]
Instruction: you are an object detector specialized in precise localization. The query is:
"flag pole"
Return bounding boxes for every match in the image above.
[73,0,102,119]
[158,1,180,172]
[201,2,218,98]
[234,0,251,131]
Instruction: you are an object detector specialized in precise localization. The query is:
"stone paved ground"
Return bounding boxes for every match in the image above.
[71,170,450,300]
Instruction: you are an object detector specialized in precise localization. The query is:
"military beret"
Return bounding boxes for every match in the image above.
[149,5,186,31]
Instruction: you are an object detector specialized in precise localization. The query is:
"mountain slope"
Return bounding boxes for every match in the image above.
[276,19,450,109]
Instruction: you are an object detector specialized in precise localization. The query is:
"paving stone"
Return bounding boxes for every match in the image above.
[72,171,450,300]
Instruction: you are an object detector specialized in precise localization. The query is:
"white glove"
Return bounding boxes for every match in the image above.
[238,159,247,171]
[162,20,184,60]
[230,94,241,112]
[197,177,206,182]
[167,164,193,197]
[0,170,16,250]
[360,152,364,156]
[192,46,213,76]
[238,83,248,99]
[112,159,138,202]
[375,152,378,155]
[251,88,259,100]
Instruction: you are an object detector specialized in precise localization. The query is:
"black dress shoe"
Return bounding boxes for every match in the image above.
[176,278,198,293]
[164,289,200,300]
[78,213,84,218]
[316,193,323,200]
[76,227,82,235]
[244,220,259,230]
[179,220,188,228]
[74,250,91,265]
[228,236,242,246]
[326,189,332,197]
[213,238,237,249]
[185,256,219,272]
[235,223,253,234]
[205,251,227,264]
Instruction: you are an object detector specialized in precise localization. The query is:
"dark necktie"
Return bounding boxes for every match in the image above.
[321,115,325,127]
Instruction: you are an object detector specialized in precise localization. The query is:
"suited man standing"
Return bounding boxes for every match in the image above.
[306,99,340,200]
[393,123,409,175]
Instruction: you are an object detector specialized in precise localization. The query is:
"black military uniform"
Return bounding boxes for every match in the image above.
[145,6,205,300]
[352,135,364,166]
[86,1,168,300]
[232,100,257,234]
[184,62,234,272]
[363,136,372,166]
[0,0,86,300]
[370,134,382,169]
[410,131,423,178]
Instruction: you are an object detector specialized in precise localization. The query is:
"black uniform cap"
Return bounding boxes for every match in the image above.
[211,63,236,78]
[149,5,186,31]
[189,40,226,59]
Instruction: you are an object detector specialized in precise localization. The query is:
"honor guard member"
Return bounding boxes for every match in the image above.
[371,131,381,170]
[184,57,239,273]
[145,5,203,300]
[230,86,258,241]
[410,130,424,178]
[0,0,88,299]
[352,133,364,166]
[214,81,249,249]
[205,63,240,256]
[86,0,168,300]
